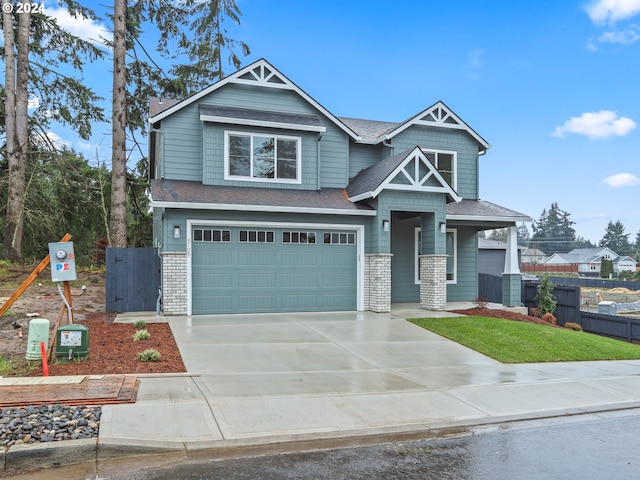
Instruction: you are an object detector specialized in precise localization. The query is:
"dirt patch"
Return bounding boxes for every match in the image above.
[448,307,565,328]
[0,269,185,377]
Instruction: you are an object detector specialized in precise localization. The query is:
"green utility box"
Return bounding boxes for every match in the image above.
[55,324,89,361]
[26,318,50,360]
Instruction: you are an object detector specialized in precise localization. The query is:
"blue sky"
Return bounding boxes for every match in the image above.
[39,0,640,246]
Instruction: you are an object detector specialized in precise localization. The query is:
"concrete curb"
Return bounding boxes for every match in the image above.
[5,403,640,473]
[4,438,97,471]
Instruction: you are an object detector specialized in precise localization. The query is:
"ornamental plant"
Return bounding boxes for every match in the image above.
[136,349,161,362]
[542,313,557,324]
[534,276,557,317]
[133,329,150,341]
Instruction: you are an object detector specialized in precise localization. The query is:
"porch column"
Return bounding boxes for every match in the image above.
[420,254,447,310]
[161,251,188,315]
[365,254,393,313]
[502,226,522,307]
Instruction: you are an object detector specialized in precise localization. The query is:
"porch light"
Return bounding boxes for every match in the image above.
[173,225,181,239]
[439,221,446,233]
[382,219,390,232]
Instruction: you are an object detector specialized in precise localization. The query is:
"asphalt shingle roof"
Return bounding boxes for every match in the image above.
[346,149,415,198]
[151,179,375,213]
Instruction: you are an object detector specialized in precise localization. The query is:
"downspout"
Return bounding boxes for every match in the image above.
[155,240,163,317]
[317,133,323,190]
[383,138,394,157]
[150,127,163,179]
[477,148,486,199]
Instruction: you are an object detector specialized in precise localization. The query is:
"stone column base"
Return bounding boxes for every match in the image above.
[161,251,188,315]
[365,254,393,313]
[420,254,447,310]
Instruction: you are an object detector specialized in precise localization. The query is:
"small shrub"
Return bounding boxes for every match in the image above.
[542,313,557,324]
[529,307,542,318]
[136,349,161,362]
[133,329,150,341]
[473,296,489,309]
[133,320,147,329]
[534,276,557,316]
[565,322,583,331]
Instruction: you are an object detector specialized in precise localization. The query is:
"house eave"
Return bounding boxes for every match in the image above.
[199,114,327,133]
[151,200,377,216]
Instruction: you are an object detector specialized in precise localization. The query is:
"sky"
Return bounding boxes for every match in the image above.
[27,0,640,246]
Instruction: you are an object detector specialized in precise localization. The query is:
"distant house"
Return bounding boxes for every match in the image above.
[521,247,547,265]
[478,238,525,276]
[544,247,638,276]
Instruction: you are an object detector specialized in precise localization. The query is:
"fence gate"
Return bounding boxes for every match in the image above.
[106,248,160,313]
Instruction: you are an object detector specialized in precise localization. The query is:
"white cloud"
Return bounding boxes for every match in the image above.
[598,25,640,44]
[47,5,112,46]
[552,110,637,139]
[46,131,71,149]
[28,96,40,110]
[603,172,640,186]
[585,0,640,25]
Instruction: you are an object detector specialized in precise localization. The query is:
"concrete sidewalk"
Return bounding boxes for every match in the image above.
[97,305,640,457]
[5,304,640,470]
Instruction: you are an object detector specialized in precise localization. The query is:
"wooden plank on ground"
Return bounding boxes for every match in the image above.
[0,375,138,407]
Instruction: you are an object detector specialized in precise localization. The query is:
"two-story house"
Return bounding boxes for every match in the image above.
[149,59,530,315]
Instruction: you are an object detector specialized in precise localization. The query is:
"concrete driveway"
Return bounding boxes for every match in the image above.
[98,306,640,453]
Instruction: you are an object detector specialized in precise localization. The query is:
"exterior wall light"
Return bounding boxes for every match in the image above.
[173,225,181,239]
[382,219,390,232]
[439,222,446,234]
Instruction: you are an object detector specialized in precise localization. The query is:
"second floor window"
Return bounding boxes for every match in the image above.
[423,149,456,190]
[226,132,300,183]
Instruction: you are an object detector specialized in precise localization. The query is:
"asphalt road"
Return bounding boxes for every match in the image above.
[9,410,640,479]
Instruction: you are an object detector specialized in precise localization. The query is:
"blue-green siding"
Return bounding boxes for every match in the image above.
[447,227,478,301]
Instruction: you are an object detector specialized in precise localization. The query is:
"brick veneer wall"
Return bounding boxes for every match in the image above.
[161,251,188,315]
[365,254,393,312]
[420,254,447,310]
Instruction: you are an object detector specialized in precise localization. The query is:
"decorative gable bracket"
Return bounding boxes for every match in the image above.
[348,147,461,203]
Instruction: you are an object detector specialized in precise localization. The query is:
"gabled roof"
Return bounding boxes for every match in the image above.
[149,58,360,140]
[346,147,461,202]
[613,255,638,266]
[148,59,490,151]
[340,102,490,152]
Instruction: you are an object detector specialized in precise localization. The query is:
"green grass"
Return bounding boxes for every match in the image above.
[409,316,640,363]
[0,354,18,376]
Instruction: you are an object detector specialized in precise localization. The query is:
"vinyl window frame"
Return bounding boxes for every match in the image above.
[224,130,302,184]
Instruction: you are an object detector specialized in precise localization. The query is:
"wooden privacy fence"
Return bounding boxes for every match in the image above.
[106,248,161,313]
[521,264,578,274]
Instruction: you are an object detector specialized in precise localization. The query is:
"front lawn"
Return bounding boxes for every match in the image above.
[408,316,640,363]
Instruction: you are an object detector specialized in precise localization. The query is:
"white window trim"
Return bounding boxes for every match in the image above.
[224,130,302,184]
[421,148,457,191]
[414,227,457,285]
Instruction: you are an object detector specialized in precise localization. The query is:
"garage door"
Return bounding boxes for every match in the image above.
[191,226,357,314]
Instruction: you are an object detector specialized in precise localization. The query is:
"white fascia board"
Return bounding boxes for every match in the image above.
[200,114,326,133]
[347,192,374,202]
[151,200,377,216]
[446,214,530,223]
[151,59,361,142]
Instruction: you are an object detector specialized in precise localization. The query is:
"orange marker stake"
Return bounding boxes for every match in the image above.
[40,341,49,376]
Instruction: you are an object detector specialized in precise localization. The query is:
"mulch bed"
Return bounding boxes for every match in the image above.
[448,307,565,328]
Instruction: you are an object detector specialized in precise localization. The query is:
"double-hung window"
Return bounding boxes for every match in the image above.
[226,131,301,183]
[422,149,456,190]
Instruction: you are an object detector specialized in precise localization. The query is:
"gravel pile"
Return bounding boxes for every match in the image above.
[0,404,101,448]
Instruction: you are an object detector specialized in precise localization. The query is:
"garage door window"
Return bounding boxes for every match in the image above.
[282,232,316,244]
[239,230,275,243]
[323,232,355,245]
[193,229,231,242]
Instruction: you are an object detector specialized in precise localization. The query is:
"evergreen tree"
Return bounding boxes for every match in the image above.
[517,223,530,246]
[530,202,577,255]
[1,1,105,262]
[599,220,633,256]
